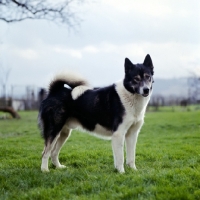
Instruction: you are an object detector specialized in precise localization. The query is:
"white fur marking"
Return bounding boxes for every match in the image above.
[66,118,112,140]
[65,118,83,129]
[71,86,91,100]
[52,72,88,86]
[112,129,126,173]
[115,80,151,123]
[125,120,144,170]
[64,84,71,89]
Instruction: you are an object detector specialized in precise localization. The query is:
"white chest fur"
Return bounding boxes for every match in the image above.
[115,81,151,126]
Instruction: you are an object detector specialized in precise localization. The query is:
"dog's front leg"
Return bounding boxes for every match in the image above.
[125,120,144,170]
[112,131,125,173]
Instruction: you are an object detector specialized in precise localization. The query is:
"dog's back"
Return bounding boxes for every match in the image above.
[71,85,125,132]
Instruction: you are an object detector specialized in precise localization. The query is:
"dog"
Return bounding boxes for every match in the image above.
[38,54,154,173]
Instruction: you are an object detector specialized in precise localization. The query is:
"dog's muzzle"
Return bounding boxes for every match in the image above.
[142,87,149,97]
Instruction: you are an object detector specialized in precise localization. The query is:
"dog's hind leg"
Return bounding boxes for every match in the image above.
[125,119,144,170]
[51,126,71,169]
[41,133,60,172]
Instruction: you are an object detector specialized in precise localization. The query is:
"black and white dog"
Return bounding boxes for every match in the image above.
[38,54,154,173]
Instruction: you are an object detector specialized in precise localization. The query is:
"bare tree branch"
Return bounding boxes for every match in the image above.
[0,65,11,85]
[0,0,84,27]
[188,72,200,103]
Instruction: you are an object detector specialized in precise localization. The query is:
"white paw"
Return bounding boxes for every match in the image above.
[129,165,137,170]
[56,165,66,169]
[127,162,137,170]
[116,167,125,173]
[133,166,137,170]
[119,169,125,173]
[41,168,50,172]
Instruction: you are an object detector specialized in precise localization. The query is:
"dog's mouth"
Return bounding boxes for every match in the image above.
[142,94,149,97]
[136,92,149,97]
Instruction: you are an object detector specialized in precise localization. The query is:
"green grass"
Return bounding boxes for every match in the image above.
[0,110,200,200]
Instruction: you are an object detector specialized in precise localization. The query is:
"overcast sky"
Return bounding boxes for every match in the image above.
[0,0,200,89]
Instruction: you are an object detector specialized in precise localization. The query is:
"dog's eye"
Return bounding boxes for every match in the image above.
[145,75,151,81]
[134,77,140,82]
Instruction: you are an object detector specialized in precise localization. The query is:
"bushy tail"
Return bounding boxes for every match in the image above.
[49,72,89,94]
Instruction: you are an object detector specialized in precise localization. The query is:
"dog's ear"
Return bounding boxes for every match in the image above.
[143,54,154,75]
[124,58,135,74]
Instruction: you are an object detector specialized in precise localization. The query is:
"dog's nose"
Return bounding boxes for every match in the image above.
[143,88,149,95]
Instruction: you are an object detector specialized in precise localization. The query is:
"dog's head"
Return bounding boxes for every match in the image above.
[123,54,154,97]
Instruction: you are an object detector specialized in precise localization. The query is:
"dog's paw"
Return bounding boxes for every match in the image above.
[129,165,137,171]
[119,169,125,173]
[56,165,66,169]
[115,166,125,173]
[41,168,50,173]
[129,166,137,171]
[127,162,137,170]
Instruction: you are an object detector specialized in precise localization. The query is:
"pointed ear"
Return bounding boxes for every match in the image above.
[143,54,154,75]
[124,58,135,74]
[143,54,153,67]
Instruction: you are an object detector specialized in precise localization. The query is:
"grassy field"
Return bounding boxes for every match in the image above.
[0,109,200,200]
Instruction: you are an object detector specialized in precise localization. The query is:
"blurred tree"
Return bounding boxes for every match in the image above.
[0,0,83,27]
[0,65,19,118]
[150,95,165,111]
[188,74,200,104]
[0,0,87,118]
[0,65,11,99]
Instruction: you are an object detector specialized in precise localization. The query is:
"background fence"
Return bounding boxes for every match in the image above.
[0,85,46,110]
[0,82,200,111]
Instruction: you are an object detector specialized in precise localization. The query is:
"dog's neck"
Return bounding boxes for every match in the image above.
[115,80,151,113]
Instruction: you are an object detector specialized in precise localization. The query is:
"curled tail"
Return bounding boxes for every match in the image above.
[49,72,89,94]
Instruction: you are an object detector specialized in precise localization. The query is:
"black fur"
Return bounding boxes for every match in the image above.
[39,83,125,143]
[39,85,72,143]
[124,54,154,95]
[72,85,124,132]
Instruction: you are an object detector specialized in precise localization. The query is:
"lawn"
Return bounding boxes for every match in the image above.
[0,109,200,200]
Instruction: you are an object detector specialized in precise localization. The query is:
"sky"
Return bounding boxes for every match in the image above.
[0,0,200,92]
